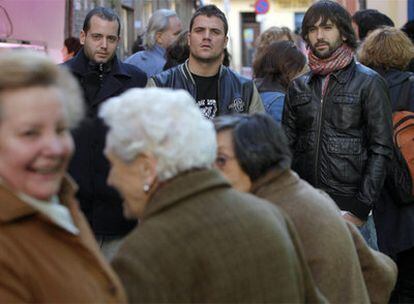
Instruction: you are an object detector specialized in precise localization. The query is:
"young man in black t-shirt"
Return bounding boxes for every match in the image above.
[147,5,264,118]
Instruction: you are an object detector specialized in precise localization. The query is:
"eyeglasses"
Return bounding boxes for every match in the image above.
[215,154,236,168]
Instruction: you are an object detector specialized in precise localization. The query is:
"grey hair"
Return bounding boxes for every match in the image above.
[99,88,217,181]
[0,50,84,129]
[144,9,178,49]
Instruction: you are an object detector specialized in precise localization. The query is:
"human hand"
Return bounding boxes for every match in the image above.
[342,212,365,227]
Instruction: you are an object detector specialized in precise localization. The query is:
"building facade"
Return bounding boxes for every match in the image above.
[66,0,195,59]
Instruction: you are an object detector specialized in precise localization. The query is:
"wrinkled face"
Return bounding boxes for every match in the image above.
[215,129,251,192]
[308,18,344,59]
[0,86,74,200]
[157,16,182,49]
[80,15,120,63]
[106,151,149,219]
[188,15,228,63]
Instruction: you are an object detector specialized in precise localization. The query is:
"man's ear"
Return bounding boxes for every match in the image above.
[80,30,86,45]
[342,35,347,42]
[224,35,229,48]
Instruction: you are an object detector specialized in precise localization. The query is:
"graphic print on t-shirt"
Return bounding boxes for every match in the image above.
[197,99,217,118]
[192,72,219,119]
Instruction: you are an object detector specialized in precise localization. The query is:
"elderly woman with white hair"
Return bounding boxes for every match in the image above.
[0,50,126,302]
[101,87,325,303]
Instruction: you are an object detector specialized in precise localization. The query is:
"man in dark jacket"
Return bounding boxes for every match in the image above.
[63,7,147,259]
[147,5,264,119]
[282,1,393,236]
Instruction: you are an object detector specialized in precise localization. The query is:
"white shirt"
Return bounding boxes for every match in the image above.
[18,193,80,235]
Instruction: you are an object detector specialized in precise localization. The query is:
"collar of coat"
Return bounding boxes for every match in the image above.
[65,48,132,78]
[181,59,226,86]
[306,58,356,85]
[142,168,230,220]
[250,168,300,195]
[0,175,78,223]
[254,78,286,94]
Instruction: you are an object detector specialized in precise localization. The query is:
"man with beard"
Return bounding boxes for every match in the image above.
[147,5,264,119]
[63,7,147,259]
[282,0,393,244]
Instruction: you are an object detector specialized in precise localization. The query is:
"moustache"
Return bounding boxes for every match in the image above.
[315,41,329,47]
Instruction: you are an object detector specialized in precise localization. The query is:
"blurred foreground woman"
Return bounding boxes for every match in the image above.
[0,50,126,303]
[101,88,325,303]
[214,113,398,304]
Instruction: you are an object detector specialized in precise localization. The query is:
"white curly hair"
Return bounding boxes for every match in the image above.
[99,87,217,181]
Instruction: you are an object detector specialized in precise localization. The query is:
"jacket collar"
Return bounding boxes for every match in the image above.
[250,168,299,195]
[182,60,225,86]
[143,169,230,220]
[254,78,286,93]
[66,48,132,78]
[306,58,356,85]
[0,175,78,223]
[150,44,166,57]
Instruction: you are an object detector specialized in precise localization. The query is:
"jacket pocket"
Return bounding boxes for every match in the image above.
[291,93,311,107]
[330,93,362,129]
[326,137,364,185]
[291,94,317,129]
[332,93,358,104]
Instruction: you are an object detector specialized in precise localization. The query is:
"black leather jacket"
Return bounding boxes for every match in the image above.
[148,61,264,115]
[282,60,393,220]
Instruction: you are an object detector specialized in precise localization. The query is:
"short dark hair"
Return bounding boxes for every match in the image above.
[214,114,292,181]
[64,37,82,55]
[223,48,231,67]
[352,9,394,41]
[83,7,121,36]
[302,0,357,50]
[189,5,228,35]
[253,41,306,89]
[402,20,414,43]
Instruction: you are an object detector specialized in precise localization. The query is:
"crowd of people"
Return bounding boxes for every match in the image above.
[0,0,413,302]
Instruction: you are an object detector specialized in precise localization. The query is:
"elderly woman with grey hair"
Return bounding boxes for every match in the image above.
[125,9,182,77]
[214,113,398,303]
[100,87,325,303]
[0,50,126,302]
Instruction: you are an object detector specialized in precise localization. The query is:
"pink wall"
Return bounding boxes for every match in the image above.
[0,0,66,62]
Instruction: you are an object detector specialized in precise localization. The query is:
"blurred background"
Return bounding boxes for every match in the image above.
[0,0,412,72]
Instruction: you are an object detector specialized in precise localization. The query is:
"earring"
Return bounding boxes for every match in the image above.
[143,184,150,193]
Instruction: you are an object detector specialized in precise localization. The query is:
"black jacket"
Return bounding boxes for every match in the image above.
[382,68,414,111]
[369,67,414,256]
[282,60,393,220]
[149,61,264,115]
[63,49,147,235]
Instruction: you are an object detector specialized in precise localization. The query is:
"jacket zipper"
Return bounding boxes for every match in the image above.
[314,76,330,187]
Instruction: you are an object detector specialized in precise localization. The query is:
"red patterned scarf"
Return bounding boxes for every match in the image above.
[308,44,354,76]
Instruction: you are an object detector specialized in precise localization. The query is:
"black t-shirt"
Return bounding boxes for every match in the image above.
[192,72,219,119]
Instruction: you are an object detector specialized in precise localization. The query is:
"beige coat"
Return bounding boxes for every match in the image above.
[112,169,325,303]
[251,169,397,304]
[0,177,126,303]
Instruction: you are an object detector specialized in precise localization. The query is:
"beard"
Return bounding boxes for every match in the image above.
[310,39,343,59]
[190,51,223,64]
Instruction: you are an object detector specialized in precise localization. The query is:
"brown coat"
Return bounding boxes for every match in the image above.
[112,169,325,303]
[251,169,397,304]
[0,177,127,303]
